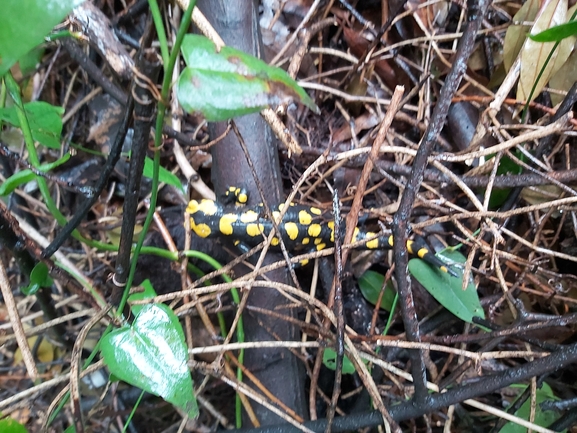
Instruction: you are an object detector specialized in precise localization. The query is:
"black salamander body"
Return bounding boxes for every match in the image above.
[185,189,455,276]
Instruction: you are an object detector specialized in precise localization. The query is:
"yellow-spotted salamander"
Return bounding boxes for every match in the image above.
[186,187,456,276]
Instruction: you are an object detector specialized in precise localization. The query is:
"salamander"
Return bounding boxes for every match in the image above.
[185,187,457,276]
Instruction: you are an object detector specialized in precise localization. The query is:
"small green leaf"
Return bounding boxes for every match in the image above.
[409,250,485,324]
[500,383,565,433]
[488,153,524,209]
[323,348,357,374]
[358,270,396,311]
[0,416,28,433]
[0,102,64,149]
[0,0,84,77]
[22,262,53,295]
[143,156,184,192]
[177,34,318,121]
[0,152,70,196]
[101,304,198,419]
[529,19,577,42]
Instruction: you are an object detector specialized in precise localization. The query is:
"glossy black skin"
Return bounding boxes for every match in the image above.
[185,189,456,276]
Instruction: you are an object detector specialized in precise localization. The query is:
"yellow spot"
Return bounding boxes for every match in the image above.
[198,199,218,216]
[186,200,200,214]
[246,223,264,237]
[328,221,335,242]
[278,203,285,211]
[299,210,312,225]
[406,240,415,254]
[271,237,280,246]
[309,207,322,215]
[417,247,429,259]
[440,266,448,273]
[316,243,326,251]
[302,237,310,245]
[186,200,199,214]
[352,227,360,242]
[219,213,238,235]
[366,238,379,249]
[314,238,323,245]
[240,210,258,223]
[272,211,281,222]
[234,240,240,246]
[284,222,299,240]
[387,235,394,247]
[308,224,321,237]
[237,192,248,204]
[190,218,211,238]
[300,259,309,266]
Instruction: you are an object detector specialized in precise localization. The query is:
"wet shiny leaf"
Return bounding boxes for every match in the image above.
[409,250,484,324]
[177,34,318,121]
[101,304,198,419]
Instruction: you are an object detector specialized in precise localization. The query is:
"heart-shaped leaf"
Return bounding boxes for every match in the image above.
[21,262,53,295]
[101,304,198,419]
[177,34,318,121]
[0,0,85,77]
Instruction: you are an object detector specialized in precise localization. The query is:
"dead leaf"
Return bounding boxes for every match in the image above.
[545,4,577,105]
[13,335,55,365]
[342,26,399,89]
[503,0,541,72]
[333,112,380,143]
[518,0,574,102]
[410,0,450,29]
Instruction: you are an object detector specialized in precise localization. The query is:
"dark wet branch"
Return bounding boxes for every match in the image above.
[391,0,491,405]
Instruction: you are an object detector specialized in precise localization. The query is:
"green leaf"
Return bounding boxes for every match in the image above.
[529,19,577,42]
[0,416,28,433]
[488,153,524,209]
[0,152,70,196]
[127,279,158,317]
[177,34,318,121]
[18,46,45,76]
[409,250,485,324]
[0,102,64,149]
[143,156,184,192]
[22,262,53,295]
[101,304,199,419]
[500,383,565,433]
[0,0,85,77]
[322,348,358,374]
[358,270,396,311]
